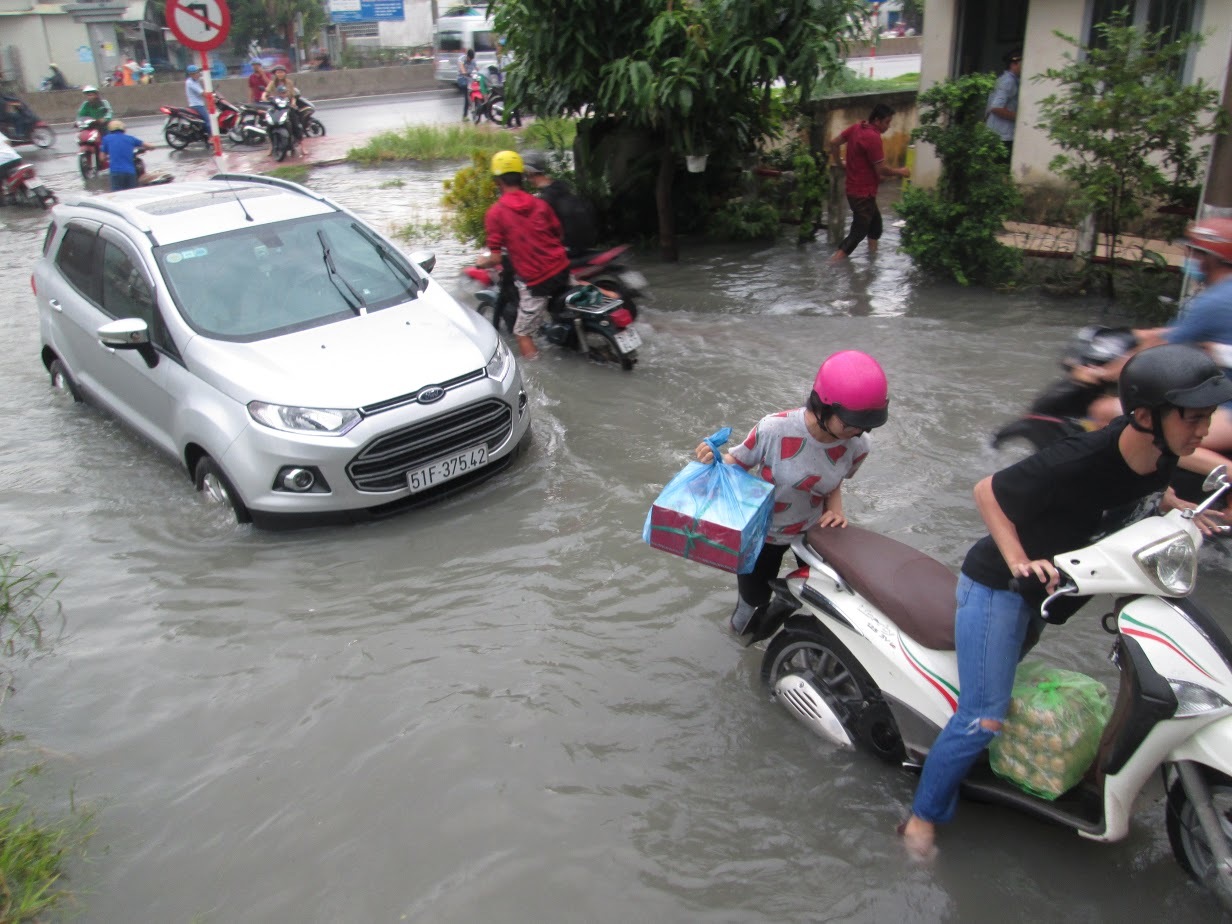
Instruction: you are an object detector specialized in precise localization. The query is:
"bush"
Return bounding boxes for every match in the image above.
[441,151,499,246]
[896,73,1021,286]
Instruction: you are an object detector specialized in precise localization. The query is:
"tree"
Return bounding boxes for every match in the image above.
[895,74,1021,286]
[492,0,863,260]
[1036,11,1227,298]
[230,0,327,63]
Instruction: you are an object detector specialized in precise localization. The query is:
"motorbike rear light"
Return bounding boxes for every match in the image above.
[609,307,634,328]
[1168,679,1231,717]
[159,106,172,114]
[30,274,36,296]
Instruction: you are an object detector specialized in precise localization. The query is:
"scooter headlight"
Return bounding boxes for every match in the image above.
[1133,531,1197,596]
[1168,680,1232,717]
[486,338,511,380]
[248,401,361,436]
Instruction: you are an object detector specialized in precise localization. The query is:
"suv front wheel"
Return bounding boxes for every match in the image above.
[194,455,252,524]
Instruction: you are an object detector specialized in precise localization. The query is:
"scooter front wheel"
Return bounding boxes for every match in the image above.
[78,151,96,180]
[761,623,905,764]
[31,125,55,148]
[1166,767,1232,912]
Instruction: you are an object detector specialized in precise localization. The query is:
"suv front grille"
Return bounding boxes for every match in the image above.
[346,398,513,492]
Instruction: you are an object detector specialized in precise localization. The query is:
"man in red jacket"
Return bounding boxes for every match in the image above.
[478,150,571,359]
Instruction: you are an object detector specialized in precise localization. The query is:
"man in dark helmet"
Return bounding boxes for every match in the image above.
[899,342,1232,859]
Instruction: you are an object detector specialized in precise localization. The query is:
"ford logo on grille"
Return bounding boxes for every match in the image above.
[417,386,446,405]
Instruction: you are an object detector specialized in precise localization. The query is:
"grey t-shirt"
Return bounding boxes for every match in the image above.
[986,69,1019,141]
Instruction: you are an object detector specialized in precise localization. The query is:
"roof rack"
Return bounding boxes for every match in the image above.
[70,197,153,234]
[210,172,328,201]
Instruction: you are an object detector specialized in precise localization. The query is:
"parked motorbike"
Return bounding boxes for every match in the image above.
[464,265,642,370]
[76,117,105,179]
[466,76,489,125]
[1,100,55,148]
[263,97,296,162]
[751,466,1232,910]
[160,96,265,149]
[295,96,325,136]
[0,155,55,208]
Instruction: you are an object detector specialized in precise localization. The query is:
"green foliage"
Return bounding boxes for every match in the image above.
[262,165,309,184]
[347,125,514,164]
[442,151,500,246]
[229,0,327,56]
[0,552,59,661]
[1036,12,1227,297]
[710,198,781,241]
[791,149,825,244]
[896,73,1022,286]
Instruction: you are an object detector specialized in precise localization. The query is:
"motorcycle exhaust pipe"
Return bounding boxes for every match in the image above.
[774,675,855,749]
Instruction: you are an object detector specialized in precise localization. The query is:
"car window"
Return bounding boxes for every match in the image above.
[155,214,421,341]
[472,31,496,52]
[438,31,464,52]
[55,224,99,301]
[101,241,172,351]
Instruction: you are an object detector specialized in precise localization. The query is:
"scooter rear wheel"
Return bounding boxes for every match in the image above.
[164,123,192,149]
[761,623,905,764]
[31,125,55,148]
[1166,768,1232,912]
[78,151,97,180]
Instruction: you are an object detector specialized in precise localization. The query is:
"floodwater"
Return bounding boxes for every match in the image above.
[1,165,1229,923]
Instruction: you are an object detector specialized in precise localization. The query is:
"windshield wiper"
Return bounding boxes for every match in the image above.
[353,223,423,296]
[317,229,366,315]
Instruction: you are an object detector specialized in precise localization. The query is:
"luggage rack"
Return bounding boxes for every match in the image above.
[561,293,624,316]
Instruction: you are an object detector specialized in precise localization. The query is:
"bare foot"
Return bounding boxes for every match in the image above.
[898,816,938,862]
[827,250,847,266]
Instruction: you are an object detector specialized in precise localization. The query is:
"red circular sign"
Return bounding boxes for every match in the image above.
[166,0,231,53]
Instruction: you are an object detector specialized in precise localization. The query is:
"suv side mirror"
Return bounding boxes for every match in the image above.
[409,250,436,274]
[98,318,158,368]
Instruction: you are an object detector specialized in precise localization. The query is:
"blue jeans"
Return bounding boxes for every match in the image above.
[910,574,1045,824]
[193,105,210,129]
[110,171,137,191]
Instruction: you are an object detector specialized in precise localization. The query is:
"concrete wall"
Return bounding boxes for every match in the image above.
[804,89,918,168]
[23,60,439,122]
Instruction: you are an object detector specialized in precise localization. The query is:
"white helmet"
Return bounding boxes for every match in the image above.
[82,85,98,93]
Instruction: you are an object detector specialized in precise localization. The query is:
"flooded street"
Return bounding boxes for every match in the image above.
[2,164,1229,922]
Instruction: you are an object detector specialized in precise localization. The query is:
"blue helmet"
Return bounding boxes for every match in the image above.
[186,64,201,74]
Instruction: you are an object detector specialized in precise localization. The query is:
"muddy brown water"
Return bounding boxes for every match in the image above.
[1,167,1229,922]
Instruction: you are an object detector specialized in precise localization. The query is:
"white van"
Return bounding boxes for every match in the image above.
[434,5,499,85]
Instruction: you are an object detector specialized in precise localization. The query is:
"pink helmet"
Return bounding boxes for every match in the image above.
[811,350,889,430]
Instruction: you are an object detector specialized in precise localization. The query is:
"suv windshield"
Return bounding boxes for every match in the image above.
[155,214,422,340]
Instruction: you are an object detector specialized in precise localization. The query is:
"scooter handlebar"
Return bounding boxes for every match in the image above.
[1007,576,1080,623]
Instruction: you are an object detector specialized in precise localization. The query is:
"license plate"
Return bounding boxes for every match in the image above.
[613,326,641,353]
[406,445,488,493]
[619,270,648,291]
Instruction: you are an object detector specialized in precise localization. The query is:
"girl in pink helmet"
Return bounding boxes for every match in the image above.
[695,350,890,638]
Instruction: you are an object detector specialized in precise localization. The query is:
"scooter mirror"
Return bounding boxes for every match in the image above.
[1201,464,1228,493]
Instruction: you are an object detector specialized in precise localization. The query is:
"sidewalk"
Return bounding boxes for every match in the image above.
[997,220,1185,269]
[161,132,361,181]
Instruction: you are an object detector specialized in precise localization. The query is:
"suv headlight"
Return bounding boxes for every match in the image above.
[486,338,512,380]
[1133,532,1197,595]
[248,401,361,436]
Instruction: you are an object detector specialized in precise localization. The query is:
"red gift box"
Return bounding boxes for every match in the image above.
[647,506,747,574]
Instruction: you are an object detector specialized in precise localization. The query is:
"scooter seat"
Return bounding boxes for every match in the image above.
[804,525,956,651]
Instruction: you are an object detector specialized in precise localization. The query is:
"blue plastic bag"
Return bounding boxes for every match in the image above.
[643,428,775,574]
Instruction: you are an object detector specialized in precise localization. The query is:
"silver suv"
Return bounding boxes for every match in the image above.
[34,175,531,527]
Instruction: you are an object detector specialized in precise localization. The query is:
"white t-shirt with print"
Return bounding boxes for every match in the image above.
[728,407,870,544]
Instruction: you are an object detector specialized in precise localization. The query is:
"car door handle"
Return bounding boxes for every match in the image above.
[48,298,62,312]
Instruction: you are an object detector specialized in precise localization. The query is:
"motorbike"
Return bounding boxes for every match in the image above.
[294,96,326,137]
[76,118,105,179]
[1,100,55,148]
[466,76,489,124]
[0,155,56,208]
[160,96,266,149]
[465,248,648,334]
[752,465,1232,911]
[993,325,1219,503]
[263,97,297,161]
[464,265,642,370]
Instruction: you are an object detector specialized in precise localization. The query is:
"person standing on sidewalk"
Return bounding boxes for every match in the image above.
[827,103,910,265]
[247,61,268,104]
[986,49,1022,162]
[457,49,477,120]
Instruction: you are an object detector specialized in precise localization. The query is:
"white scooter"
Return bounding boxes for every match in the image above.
[756,467,1232,910]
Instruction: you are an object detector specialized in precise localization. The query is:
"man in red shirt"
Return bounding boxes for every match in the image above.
[478,150,572,359]
[827,103,910,264]
[247,61,268,104]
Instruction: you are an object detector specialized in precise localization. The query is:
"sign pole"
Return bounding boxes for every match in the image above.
[199,50,223,158]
